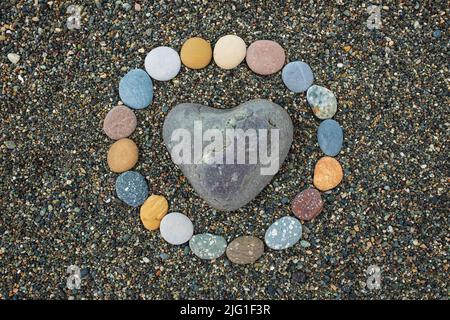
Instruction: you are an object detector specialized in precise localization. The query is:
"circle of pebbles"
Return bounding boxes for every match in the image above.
[102,35,346,264]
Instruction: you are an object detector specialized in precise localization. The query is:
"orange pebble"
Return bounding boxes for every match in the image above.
[180,37,212,69]
[313,156,343,191]
[140,195,169,231]
[107,138,138,173]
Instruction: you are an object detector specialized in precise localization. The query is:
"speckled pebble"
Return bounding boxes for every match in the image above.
[159,212,194,245]
[317,119,343,156]
[115,171,148,207]
[307,85,337,119]
[291,188,324,221]
[226,236,264,265]
[189,233,227,260]
[119,69,153,109]
[144,46,181,81]
[264,216,302,250]
[282,61,314,93]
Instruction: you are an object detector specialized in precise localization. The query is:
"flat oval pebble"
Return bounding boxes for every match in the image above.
[313,156,343,191]
[115,171,148,207]
[213,35,246,69]
[119,69,153,109]
[107,138,138,173]
[282,61,314,93]
[140,195,168,231]
[317,119,343,156]
[226,236,264,265]
[160,212,194,245]
[246,40,285,75]
[144,46,181,81]
[103,106,137,140]
[291,188,324,221]
[307,85,337,119]
[180,37,212,69]
[264,216,302,250]
[189,233,227,260]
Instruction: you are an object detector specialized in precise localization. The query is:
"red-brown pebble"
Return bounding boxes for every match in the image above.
[246,40,285,75]
[103,105,137,140]
[291,188,324,221]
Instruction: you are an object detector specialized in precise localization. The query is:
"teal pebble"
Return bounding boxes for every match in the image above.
[189,233,227,260]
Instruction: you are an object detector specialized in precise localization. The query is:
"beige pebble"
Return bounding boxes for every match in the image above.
[213,35,246,69]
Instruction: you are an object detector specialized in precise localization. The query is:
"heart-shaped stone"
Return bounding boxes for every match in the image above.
[163,99,293,211]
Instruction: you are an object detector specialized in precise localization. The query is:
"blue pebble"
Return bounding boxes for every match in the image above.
[282,61,314,93]
[433,29,442,38]
[115,171,148,207]
[265,216,302,250]
[317,119,343,156]
[119,69,153,109]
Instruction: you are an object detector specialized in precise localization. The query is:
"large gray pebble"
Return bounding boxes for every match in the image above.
[162,99,293,211]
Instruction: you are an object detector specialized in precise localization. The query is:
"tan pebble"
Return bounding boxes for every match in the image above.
[107,138,138,173]
[226,236,264,265]
[313,156,343,191]
[140,195,169,231]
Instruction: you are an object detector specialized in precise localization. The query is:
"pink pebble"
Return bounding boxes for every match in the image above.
[246,40,286,75]
[103,106,137,140]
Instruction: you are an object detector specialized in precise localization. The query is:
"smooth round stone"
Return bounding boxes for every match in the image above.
[189,233,227,260]
[282,61,314,93]
[264,216,302,250]
[246,40,285,75]
[291,188,324,221]
[180,37,212,69]
[115,171,148,207]
[313,156,343,191]
[103,106,137,140]
[226,236,264,265]
[107,138,138,173]
[317,119,343,156]
[307,85,337,119]
[160,212,194,245]
[119,69,153,109]
[144,46,181,81]
[213,35,246,69]
[140,195,168,231]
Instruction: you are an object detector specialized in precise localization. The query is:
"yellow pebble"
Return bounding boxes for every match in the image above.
[180,37,212,69]
[140,195,169,231]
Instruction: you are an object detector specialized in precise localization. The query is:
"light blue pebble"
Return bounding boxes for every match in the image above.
[281,61,314,93]
[317,119,343,156]
[189,233,227,260]
[119,69,153,109]
[264,216,302,250]
[115,171,148,207]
